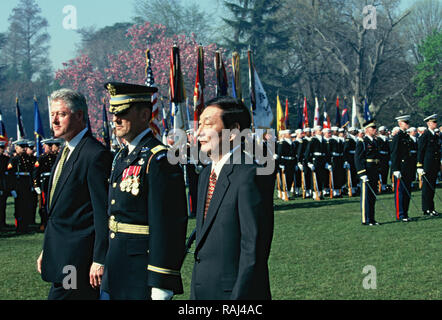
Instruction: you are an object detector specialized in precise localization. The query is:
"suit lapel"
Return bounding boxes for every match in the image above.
[195,164,233,251]
[49,133,89,212]
[195,167,210,237]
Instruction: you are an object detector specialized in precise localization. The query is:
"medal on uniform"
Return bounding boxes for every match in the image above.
[131,166,141,196]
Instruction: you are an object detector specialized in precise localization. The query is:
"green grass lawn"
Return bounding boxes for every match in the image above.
[1,188,441,300]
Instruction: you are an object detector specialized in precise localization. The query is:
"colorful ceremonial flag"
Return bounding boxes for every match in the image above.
[33,96,45,156]
[314,97,320,127]
[215,51,228,97]
[248,49,273,129]
[145,49,162,140]
[302,97,309,129]
[0,108,8,144]
[101,103,111,150]
[16,97,26,140]
[231,52,242,100]
[341,97,349,128]
[335,96,341,127]
[170,45,187,130]
[363,97,372,121]
[193,45,205,130]
[284,98,290,129]
[276,94,285,134]
[323,97,331,129]
[351,95,358,128]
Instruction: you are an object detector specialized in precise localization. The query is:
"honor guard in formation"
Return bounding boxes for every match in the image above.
[7,140,35,233]
[355,120,380,226]
[0,141,10,229]
[344,127,359,196]
[377,126,390,192]
[101,82,188,300]
[33,138,60,231]
[390,115,415,222]
[329,127,345,197]
[297,128,313,198]
[417,114,440,216]
[276,129,297,198]
[304,126,329,200]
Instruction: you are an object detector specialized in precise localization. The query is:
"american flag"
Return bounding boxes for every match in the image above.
[145,49,162,140]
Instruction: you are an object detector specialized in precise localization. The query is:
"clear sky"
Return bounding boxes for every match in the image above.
[0,0,418,74]
[0,0,223,71]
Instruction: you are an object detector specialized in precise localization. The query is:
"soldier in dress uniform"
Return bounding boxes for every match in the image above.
[377,126,390,193]
[407,127,418,189]
[101,82,188,300]
[184,129,202,218]
[329,127,345,197]
[417,114,440,216]
[344,127,359,196]
[33,138,58,231]
[355,120,380,225]
[298,128,312,198]
[390,115,414,222]
[293,129,304,197]
[304,126,328,200]
[0,141,10,229]
[7,140,35,233]
[277,129,296,198]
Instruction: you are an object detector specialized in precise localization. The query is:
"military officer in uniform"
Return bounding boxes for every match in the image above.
[408,127,418,189]
[8,140,35,233]
[417,114,440,216]
[101,82,188,300]
[0,141,10,229]
[33,138,58,231]
[297,128,312,198]
[329,127,345,197]
[377,126,390,192]
[355,120,380,225]
[390,115,414,222]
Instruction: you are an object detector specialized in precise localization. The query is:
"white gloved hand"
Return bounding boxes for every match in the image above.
[11,190,17,198]
[298,163,304,171]
[343,162,349,169]
[151,287,173,300]
[360,175,369,183]
[308,163,315,171]
[393,171,402,179]
[34,187,41,195]
[326,163,332,171]
[279,165,285,170]
[417,168,425,175]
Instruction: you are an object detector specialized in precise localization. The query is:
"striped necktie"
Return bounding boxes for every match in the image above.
[49,147,70,207]
[204,170,217,220]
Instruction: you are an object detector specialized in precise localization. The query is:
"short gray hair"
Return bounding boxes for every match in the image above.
[49,88,88,123]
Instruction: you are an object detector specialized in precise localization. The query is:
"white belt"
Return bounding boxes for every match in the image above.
[281,156,296,160]
[41,172,52,177]
[332,153,343,156]
[313,152,325,156]
[16,172,30,176]
[410,150,417,154]
[379,151,388,155]
[348,150,355,154]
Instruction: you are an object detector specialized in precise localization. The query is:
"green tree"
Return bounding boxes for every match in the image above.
[414,31,442,113]
[4,0,51,82]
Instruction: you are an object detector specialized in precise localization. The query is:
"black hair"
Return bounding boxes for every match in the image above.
[203,96,252,131]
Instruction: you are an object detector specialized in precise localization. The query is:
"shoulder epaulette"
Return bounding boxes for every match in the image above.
[146,145,168,173]
[151,145,168,155]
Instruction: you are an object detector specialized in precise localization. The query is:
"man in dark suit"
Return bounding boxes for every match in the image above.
[390,115,414,222]
[417,114,441,216]
[191,96,274,300]
[100,82,188,300]
[36,89,112,300]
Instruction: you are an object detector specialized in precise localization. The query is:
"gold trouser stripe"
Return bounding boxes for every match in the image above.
[109,219,149,235]
[147,265,181,276]
[361,182,366,224]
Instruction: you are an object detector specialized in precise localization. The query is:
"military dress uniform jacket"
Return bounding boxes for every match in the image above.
[191,153,274,300]
[102,131,188,300]
[41,132,112,285]
[390,130,415,181]
[417,130,441,172]
[33,153,58,205]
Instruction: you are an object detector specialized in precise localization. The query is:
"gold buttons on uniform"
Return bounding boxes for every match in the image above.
[113,183,117,188]
[110,233,115,239]
[111,199,116,205]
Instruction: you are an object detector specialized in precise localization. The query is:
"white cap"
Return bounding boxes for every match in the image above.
[395,115,410,122]
[314,126,322,131]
